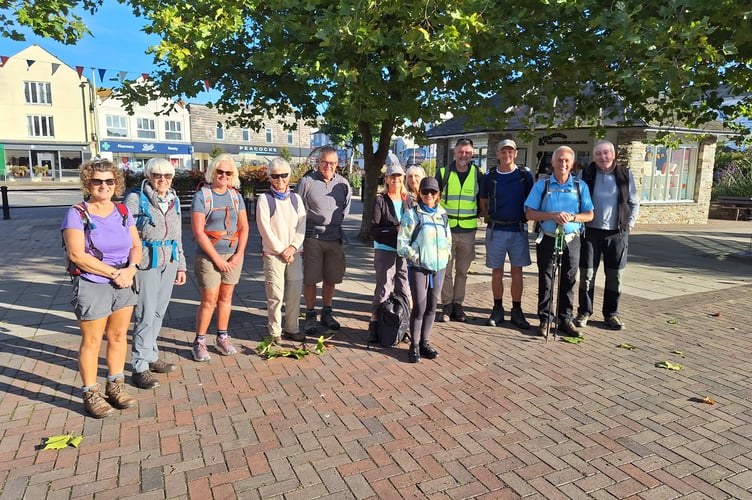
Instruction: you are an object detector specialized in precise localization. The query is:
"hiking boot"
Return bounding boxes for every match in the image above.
[216,335,237,356]
[510,307,530,330]
[419,342,439,360]
[303,311,318,335]
[132,370,160,390]
[605,315,626,330]
[320,308,340,330]
[192,340,211,362]
[283,331,306,341]
[271,334,282,344]
[437,304,452,323]
[574,313,590,328]
[558,321,582,338]
[149,359,176,373]
[408,345,421,363]
[367,321,379,343]
[83,384,115,419]
[451,303,468,322]
[487,304,505,327]
[105,378,136,409]
[537,321,549,337]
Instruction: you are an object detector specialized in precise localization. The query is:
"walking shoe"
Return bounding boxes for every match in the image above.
[192,340,211,362]
[419,342,439,360]
[283,331,306,341]
[437,304,452,323]
[367,321,379,343]
[574,313,590,328]
[216,335,237,356]
[486,304,505,327]
[303,311,318,335]
[537,321,549,337]
[105,378,137,409]
[451,303,468,322]
[558,321,582,338]
[320,308,340,330]
[149,359,176,373]
[605,315,626,330]
[132,370,160,390]
[83,383,115,419]
[408,345,421,363]
[270,334,282,344]
[510,307,530,329]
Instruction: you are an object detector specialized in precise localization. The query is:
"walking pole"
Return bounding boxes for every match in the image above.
[545,225,565,342]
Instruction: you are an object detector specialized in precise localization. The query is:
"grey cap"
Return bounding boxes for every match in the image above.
[385,164,405,176]
[419,177,440,192]
[497,139,517,151]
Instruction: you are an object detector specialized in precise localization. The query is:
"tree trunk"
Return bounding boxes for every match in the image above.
[357,119,395,241]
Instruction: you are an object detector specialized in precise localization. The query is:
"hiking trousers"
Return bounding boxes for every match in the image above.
[536,234,580,323]
[578,228,628,318]
[132,262,178,373]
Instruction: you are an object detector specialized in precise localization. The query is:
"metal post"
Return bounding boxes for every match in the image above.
[1,185,10,219]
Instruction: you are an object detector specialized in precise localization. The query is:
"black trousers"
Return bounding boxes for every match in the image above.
[578,228,629,318]
[536,235,580,323]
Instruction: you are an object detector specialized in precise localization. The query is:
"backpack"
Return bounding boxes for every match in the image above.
[63,201,129,278]
[534,176,582,233]
[487,167,533,226]
[409,209,449,246]
[264,190,299,218]
[376,291,411,347]
[126,179,180,231]
[199,185,241,247]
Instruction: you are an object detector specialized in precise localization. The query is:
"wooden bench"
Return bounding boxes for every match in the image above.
[711,196,752,221]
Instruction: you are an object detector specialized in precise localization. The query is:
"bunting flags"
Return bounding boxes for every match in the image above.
[51,63,61,76]
[98,68,107,82]
[119,71,128,82]
[76,66,84,78]
[26,59,35,69]
[141,73,149,81]
[0,56,8,67]
[204,80,211,92]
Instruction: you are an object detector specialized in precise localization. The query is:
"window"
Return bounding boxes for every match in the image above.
[265,128,273,143]
[287,130,294,145]
[24,82,52,104]
[106,115,128,138]
[216,124,224,140]
[136,118,156,139]
[27,115,55,137]
[164,120,182,141]
[642,144,698,202]
[242,128,250,142]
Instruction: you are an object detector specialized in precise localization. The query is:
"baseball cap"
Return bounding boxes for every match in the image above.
[419,177,440,192]
[497,139,517,151]
[385,164,405,176]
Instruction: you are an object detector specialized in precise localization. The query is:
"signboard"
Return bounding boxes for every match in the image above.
[99,140,192,155]
[0,145,6,177]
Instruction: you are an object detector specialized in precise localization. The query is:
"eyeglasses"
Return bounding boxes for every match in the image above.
[319,160,337,167]
[215,169,234,177]
[152,173,173,180]
[270,173,289,179]
[90,178,116,186]
[421,189,438,196]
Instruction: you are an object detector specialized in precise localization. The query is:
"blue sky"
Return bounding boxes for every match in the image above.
[0,2,216,102]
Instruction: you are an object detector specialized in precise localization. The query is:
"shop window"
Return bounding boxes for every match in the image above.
[106,115,128,138]
[165,120,182,140]
[137,118,156,139]
[242,128,250,142]
[27,115,55,137]
[216,124,224,140]
[265,128,273,143]
[24,81,52,105]
[642,144,697,202]
[287,130,294,145]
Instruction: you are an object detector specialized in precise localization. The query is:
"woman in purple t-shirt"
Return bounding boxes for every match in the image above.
[61,159,142,419]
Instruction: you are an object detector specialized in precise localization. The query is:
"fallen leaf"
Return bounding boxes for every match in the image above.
[559,336,584,344]
[710,312,721,317]
[702,396,716,405]
[667,319,678,325]
[618,343,637,350]
[43,434,82,450]
[655,361,683,371]
[672,350,685,357]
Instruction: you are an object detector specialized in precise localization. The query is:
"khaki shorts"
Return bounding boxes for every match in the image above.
[303,238,346,285]
[194,253,243,289]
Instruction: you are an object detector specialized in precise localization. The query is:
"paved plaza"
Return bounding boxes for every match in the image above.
[1,196,752,499]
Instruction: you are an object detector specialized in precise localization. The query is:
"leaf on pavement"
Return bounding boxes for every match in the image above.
[618,343,637,350]
[702,396,716,405]
[43,434,81,450]
[655,360,683,371]
[559,336,584,344]
[709,312,721,317]
[667,319,678,325]
[672,350,685,357]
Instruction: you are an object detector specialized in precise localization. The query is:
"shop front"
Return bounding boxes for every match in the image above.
[99,140,192,172]
[1,142,92,182]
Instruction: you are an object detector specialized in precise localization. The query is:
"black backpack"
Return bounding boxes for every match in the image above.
[376,291,411,347]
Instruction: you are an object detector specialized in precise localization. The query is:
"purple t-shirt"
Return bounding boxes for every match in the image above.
[61,203,135,284]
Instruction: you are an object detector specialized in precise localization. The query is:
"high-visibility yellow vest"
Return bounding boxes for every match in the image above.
[439,164,479,230]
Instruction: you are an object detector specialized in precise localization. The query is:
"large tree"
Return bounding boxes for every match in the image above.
[5,0,752,238]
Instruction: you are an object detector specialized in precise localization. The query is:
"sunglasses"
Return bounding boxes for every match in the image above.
[90,178,116,186]
[421,189,438,196]
[215,169,234,177]
[152,173,173,180]
[270,173,289,179]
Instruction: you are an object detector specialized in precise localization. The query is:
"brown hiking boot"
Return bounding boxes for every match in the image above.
[83,383,115,419]
[105,378,137,409]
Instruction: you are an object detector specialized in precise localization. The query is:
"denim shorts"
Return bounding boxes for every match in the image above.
[485,228,532,269]
[71,277,137,321]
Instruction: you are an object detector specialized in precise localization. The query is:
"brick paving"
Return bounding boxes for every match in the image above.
[1,198,752,498]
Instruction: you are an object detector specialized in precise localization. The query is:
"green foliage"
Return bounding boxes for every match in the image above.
[256,335,327,360]
[1,0,101,43]
[712,149,752,199]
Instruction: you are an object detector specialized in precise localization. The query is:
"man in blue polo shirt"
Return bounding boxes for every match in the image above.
[525,146,594,338]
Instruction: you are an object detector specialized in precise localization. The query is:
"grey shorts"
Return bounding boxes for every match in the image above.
[194,253,244,289]
[71,278,137,321]
[303,238,346,285]
[485,229,532,269]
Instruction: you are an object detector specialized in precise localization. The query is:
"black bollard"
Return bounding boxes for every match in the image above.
[1,185,9,220]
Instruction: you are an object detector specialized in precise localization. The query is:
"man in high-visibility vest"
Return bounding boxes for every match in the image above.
[435,138,482,322]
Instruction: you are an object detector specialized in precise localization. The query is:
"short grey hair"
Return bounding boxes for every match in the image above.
[268,157,291,173]
[144,158,175,178]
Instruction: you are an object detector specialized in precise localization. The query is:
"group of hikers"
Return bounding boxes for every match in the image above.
[61,140,638,419]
